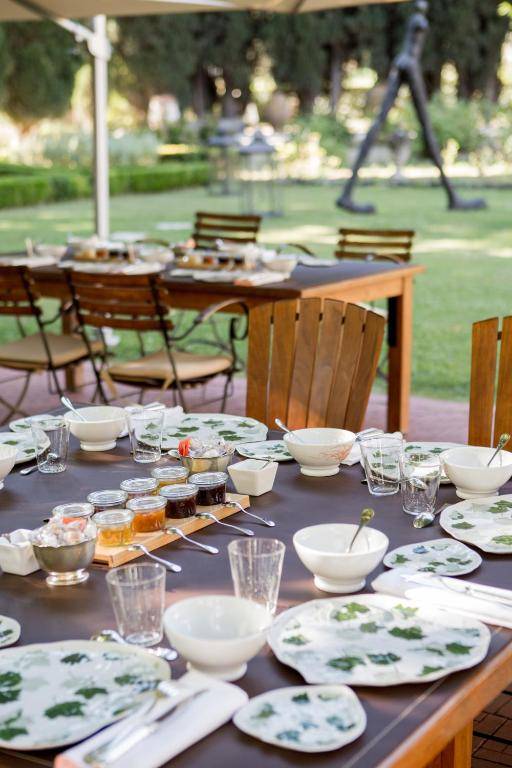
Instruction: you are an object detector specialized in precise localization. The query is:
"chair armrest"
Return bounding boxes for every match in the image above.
[283,242,315,256]
[170,298,249,342]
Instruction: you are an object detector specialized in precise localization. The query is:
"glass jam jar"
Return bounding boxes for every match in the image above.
[159,484,198,519]
[51,502,94,525]
[120,477,158,500]
[151,466,189,489]
[94,509,133,547]
[188,472,227,506]
[87,490,128,514]
[127,496,166,533]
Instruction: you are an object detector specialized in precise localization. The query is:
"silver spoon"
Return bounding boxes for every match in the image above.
[355,428,383,441]
[274,418,304,442]
[413,502,451,529]
[225,500,275,528]
[20,464,38,476]
[487,433,510,467]
[197,512,254,537]
[128,543,182,573]
[91,629,177,661]
[348,508,375,552]
[60,395,87,421]
[167,526,218,554]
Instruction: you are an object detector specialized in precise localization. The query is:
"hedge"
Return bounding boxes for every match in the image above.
[0,161,210,209]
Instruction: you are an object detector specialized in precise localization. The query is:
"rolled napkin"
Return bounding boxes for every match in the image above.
[0,529,39,575]
[55,671,248,768]
[372,570,512,629]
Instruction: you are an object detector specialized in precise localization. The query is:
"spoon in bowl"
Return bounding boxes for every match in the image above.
[487,433,510,467]
[274,418,304,442]
[60,396,86,422]
[347,508,375,552]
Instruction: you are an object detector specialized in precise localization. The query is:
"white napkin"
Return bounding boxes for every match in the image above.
[298,255,338,267]
[0,529,39,575]
[55,671,247,768]
[342,443,361,466]
[234,271,289,286]
[0,255,58,268]
[372,570,512,629]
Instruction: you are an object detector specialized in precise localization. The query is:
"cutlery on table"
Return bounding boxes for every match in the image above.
[197,512,254,537]
[225,499,275,528]
[60,395,87,421]
[128,543,182,573]
[402,573,512,610]
[274,418,304,442]
[166,526,219,554]
[90,629,177,661]
[487,433,510,466]
[413,502,450,529]
[347,508,375,552]
[355,427,383,441]
[20,464,38,476]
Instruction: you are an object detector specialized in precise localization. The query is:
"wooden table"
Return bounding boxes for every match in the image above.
[0,434,510,768]
[30,260,424,433]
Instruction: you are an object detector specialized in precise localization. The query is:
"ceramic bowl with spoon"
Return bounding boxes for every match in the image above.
[64,406,127,451]
[441,446,512,499]
[283,428,355,477]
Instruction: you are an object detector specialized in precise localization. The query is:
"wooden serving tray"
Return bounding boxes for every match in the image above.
[94,492,250,567]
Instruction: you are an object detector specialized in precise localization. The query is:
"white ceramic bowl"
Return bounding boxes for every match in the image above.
[284,428,355,477]
[65,406,126,451]
[164,595,271,681]
[294,523,389,593]
[0,445,17,490]
[442,446,512,499]
[264,255,298,274]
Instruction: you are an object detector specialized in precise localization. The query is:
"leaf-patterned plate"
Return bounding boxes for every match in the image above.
[9,415,53,433]
[0,432,48,465]
[384,538,481,576]
[440,494,512,553]
[268,594,490,687]
[0,616,20,648]
[404,442,462,483]
[233,685,366,753]
[0,640,170,750]
[160,413,268,451]
[236,440,293,462]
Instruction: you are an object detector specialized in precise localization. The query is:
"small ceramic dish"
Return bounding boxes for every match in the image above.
[65,406,126,451]
[384,538,482,576]
[284,428,355,477]
[164,595,271,681]
[293,523,389,593]
[0,615,21,648]
[228,459,278,496]
[441,446,512,499]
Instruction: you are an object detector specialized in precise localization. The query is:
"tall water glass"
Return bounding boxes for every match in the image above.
[400,452,441,516]
[31,417,69,474]
[106,563,166,646]
[228,538,285,615]
[359,434,403,496]
[127,408,164,463]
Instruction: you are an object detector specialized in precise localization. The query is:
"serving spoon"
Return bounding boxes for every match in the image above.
[60,395,87,421]
[347,508,375,552]
[487,433,510,467]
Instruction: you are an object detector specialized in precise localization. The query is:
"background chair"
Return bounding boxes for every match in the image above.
[246,298,385,431]
[335,227,415,263]
[469,316,512,447]
[192,211,262,249]
[66,269,247,410]
[0,265,101,421]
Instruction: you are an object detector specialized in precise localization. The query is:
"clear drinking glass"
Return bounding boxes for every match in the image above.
[359,434,403,496]
[31,417,69,474]
[400,452,441,516]
[228,538,285,615]
[127,408,164,464]
[106,563,166,646]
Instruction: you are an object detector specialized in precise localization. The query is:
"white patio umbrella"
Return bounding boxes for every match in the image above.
[1,0,408,236]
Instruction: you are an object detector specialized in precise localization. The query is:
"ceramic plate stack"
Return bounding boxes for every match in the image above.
[162,413,268,451]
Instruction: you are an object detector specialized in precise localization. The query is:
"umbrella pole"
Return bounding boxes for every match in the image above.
[91,15,110,238]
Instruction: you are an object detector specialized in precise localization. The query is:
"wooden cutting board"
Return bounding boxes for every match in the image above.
[94,492,250,567]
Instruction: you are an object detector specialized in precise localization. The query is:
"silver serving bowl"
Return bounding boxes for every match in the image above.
[172,453,231,474]
[32,537,97,586]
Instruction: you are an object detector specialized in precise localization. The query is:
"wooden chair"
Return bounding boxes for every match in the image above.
[246,298,385,431]
[192,212,261,249]
[65,270,247,409]
[469,316,512,447]
[0,265,102,421]
[335,228,415,263]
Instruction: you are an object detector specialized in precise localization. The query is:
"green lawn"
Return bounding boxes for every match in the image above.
[1,181,510,401]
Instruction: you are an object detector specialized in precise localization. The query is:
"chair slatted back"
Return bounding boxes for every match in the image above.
[469,316,512,447]
[247,298,385,432]
[66,271,173,332]
[192,212,261,248]
[0,265,41,317]
[335,227,415,263]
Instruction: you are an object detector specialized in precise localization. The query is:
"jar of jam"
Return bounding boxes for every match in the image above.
[120,477,158,500]
[151,466,189,489]
[51,502,94,523]
[188,472,227,506]
[159,484,198,519]
[94,509,133,548]
[127,496,166,533]
[87,490,128,514]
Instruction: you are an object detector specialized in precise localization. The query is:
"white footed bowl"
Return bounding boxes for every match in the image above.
[0,445,17,490]
[442,446,512,499]
[164,595,271,681]
[294,523,389,594]
[284,428,355,477]
[65,406,126,451]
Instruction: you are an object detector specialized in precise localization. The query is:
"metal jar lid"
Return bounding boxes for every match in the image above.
[51,502,94,520]
[94,509,133,529]
[87,490,129,508]
[188,472,228,488]
[159,483,198,500]
[127,495,167,513]
[120,478,159,494]
[151,466,189,481]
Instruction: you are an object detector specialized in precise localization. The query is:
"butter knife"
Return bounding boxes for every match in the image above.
[402,573,512,609]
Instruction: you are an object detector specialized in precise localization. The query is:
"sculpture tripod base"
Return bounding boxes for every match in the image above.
[336,191,488,215]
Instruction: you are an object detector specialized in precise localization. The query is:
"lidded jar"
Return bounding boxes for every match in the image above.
[151,466,189,488]
[188,472,227,506]
[94,509,133,547]
[87,490,128,514]
[120,477,158,500]
[127,495,166,533]
[159,483,198,519]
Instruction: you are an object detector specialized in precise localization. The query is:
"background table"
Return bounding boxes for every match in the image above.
[31,260,424,433]
[0,433,510,768]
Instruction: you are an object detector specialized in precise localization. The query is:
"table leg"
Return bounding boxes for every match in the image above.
[387,277,413,434]
[425,722,472,768]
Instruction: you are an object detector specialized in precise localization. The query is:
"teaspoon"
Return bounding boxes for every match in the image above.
[60,395,87,421]
[348,508,375,552]
[487,433,510,467]
[128,543,182,573]
[225,500,275,528]
[197,512,254,537]
[167,526,219,554]
[413,502,450,529]
[274,418,304,442]
[90,630,177,661]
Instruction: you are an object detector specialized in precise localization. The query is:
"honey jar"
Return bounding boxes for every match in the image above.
[94,509,133,547]
[127,496,166,533]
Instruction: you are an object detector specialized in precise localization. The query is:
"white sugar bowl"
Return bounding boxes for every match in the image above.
[228,460,278,496]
